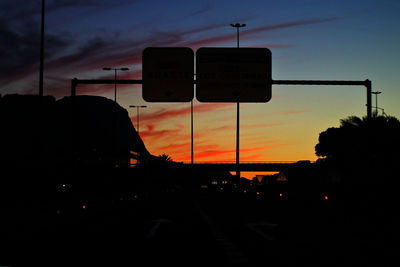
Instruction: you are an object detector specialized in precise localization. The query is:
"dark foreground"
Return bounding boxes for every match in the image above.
[0,169,397,266]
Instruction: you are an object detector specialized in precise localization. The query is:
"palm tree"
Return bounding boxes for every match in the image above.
[158,153,173,162]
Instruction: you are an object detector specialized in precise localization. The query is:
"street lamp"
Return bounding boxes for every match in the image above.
[129,105,147,136]
[372,91,381,116]
[103,67,129,102]
[230,23,246,48]
[39,0,45,97]
[230,23,246,179]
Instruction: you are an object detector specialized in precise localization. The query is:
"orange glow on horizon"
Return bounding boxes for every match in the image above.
[230,171,280,180]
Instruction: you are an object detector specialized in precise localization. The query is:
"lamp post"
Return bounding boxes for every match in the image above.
[129,105,147,136]
[230,23,246,48]
[230,23,246,179]
[372,91,381,116]
[103,67,129,102]
[39,0,45,97]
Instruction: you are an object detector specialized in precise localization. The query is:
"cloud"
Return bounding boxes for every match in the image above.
[46,0,137,11]
[268,110,310,116]
[243,17,338,36]
[157,142,191,151]
[211,125,235,131]
[174,141,287,161]
[68,15,328,90]
[140,128,182,139]
[181,144,284,161]
[139,103,232,123]
[0,22,73,90]
[0,0,146,94]
[0,0,137,21]
[181,17,337,49]
[207,122,283,132]
[241,110,310,121]
[0,1,40,21]
[184,2,214,17]
[0,9,338,97]
[145,123,155,132]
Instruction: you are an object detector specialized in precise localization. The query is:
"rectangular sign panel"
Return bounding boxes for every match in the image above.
[142,47,194,102]
[196,47,271,102]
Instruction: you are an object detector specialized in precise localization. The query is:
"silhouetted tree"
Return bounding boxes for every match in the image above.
[316,115,400,161]
[158,153,173,162]
[315,114,400,185]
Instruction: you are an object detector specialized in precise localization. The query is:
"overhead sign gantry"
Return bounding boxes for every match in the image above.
[70,47,373,171]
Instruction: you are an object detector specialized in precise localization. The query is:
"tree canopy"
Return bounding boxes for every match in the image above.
[315,114,400,167]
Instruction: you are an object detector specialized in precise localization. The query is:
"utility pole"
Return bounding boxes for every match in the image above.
[230,23,246,179]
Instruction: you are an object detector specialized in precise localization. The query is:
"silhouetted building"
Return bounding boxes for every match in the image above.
[0,94,151,170]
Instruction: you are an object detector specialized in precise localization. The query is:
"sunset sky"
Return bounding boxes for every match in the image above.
[1,0,400,176]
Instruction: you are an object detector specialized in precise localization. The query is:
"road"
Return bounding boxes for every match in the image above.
[0,185,392,266]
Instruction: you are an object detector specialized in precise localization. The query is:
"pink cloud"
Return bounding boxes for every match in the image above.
[243,17,338,36]
[269,110,310,116]
[140,128,182,139]
[243,122,284,128]
[182,17,337,49]
[138,103,232,123]
[182,144,283,161]
[145,123,155,132]
[157,142,191,151]
[66,16,337,83]
[2,14,338,98]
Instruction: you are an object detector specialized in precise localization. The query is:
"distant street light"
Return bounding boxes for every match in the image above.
[372,91,381,116]
[230,23,246,48]
[129,105,147,136]
[230,23,246,179]
[103,67,129,102]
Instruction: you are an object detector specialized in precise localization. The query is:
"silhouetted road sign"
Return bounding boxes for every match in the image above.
[196,47,271,102]
[142,47,194,102]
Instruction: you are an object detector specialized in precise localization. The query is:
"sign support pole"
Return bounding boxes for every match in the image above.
[191,100,194,164]
[230,23,247,180]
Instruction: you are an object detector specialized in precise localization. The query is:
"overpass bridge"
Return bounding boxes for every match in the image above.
[166,161,313,172]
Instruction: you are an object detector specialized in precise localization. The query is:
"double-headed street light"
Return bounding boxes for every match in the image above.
[129,105,147,136]
[372,91,382,116]
[103,67,129,102]
[230,23,246,48]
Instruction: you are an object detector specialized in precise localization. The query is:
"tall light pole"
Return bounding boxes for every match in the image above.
[129,105,147,136]
[103,67,129,102]
[230,23,246,48]
[372,91,381,116]
[230,23,246,179]
[39,0,45,97]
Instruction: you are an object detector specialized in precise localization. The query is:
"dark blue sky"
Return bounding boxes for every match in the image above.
[1,0,399,165]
